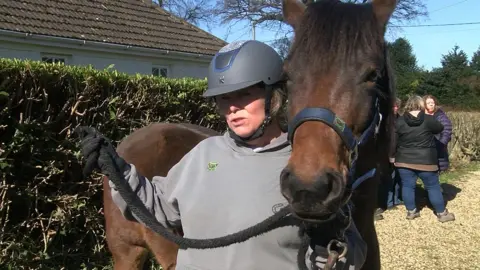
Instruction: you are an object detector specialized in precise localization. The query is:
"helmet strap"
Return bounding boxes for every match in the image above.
[228,85,273,143]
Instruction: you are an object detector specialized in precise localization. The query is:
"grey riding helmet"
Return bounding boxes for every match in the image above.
[203,40,284,142]
[203,40,284,98]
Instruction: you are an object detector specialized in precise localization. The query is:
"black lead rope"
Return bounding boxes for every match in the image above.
[96,145,352,270]
[98,147,305,249]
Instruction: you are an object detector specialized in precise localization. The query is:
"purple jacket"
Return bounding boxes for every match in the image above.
[433,109,453,171]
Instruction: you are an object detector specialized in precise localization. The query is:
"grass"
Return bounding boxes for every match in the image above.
[438,161,480,184]
[412,161,480,190]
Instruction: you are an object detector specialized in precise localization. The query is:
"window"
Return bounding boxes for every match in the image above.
[41,54,67,64]
[152,66,169,77]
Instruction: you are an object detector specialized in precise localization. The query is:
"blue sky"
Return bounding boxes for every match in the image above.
[200,0,480,71]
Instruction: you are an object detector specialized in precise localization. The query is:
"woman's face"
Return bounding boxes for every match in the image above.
[425,98,436,113]
[216,86,266,138]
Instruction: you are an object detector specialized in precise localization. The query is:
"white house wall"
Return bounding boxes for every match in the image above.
[0,38,211,79]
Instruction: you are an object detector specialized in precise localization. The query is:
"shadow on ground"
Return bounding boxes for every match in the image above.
[415,183,462,213]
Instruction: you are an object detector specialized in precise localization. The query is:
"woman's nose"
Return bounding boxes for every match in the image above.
[229,104,240,113]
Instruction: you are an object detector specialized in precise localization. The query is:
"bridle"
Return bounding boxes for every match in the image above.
[286,60,388,268]
[287,97,382,191]
[286,46,390,192]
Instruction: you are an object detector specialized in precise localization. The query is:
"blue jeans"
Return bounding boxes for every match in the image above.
[377,165,402,209]
[388,168,402,207]
[397,168,445,213]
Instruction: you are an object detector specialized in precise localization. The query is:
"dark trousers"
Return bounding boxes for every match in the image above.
[377,163,403,209]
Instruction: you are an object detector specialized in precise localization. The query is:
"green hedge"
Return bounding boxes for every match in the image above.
[0,58,225,269]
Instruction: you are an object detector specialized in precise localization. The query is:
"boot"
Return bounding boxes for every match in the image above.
[437,209,455,223]
[406,208,420,220]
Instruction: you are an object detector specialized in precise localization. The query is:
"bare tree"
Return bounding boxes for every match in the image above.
[213,0,285,34]
[213,0,427,31]
[347,0,428,24]
[210,0,427,51]
[270,36,291,59]
[152,0,218,29]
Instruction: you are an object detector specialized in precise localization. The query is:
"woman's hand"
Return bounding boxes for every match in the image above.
[74,126,128,178]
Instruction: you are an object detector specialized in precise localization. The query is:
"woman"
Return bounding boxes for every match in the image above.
[394,95,455,222]
[424,95,453,173]
[76,40,366,270]
[389,98,403,207]
[375,97,403,221]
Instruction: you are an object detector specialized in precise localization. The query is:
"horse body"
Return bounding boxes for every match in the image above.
[103,123,220,269]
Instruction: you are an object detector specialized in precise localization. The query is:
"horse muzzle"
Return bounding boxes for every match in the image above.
[280,166,350,222]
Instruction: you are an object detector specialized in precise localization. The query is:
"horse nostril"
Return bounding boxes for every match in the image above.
[312,174,331,201]
[314,170,345,203]
[280,167,293,200]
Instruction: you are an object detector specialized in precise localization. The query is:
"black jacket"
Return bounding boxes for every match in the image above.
[388,113,400,159]
[395,111,444,165]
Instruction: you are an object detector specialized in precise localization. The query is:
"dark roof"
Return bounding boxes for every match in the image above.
[0,0,227,56]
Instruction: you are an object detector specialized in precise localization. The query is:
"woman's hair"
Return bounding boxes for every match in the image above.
[423,94,439,112]
[404,95,425,112]
[270,83,288,132]
[395,97,402,108]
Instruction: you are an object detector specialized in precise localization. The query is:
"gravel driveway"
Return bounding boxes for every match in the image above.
[376,170,480,270]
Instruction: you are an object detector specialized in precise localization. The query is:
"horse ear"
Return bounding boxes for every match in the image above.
[282,0,307,29]
[372,0,397,30]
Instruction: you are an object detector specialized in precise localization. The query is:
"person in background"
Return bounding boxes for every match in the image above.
[394,95,455,222]
[424,95,453,175]
[375,97,403,221]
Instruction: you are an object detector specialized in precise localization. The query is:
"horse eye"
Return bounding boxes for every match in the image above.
[364,70,379,83]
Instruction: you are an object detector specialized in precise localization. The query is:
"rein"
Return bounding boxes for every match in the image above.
[99,151,301,249]
[95,141,352,270]
[99,146,346,270]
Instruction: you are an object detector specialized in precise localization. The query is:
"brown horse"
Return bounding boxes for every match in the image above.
[280,0,397,269]
[103,123,220,269]
[101,1,397,269]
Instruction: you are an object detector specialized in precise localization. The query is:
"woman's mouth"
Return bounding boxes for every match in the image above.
[230,117,246,126]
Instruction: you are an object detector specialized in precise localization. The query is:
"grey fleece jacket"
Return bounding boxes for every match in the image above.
[110,131,366,270]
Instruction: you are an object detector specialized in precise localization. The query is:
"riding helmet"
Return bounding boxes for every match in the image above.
[203,40,284,97]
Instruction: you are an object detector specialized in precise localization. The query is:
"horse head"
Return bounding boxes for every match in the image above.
[280,0,397,221]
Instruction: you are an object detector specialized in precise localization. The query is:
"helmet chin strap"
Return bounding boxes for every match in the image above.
[228,86,273,144]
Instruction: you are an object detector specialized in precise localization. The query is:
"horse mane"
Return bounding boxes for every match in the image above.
[287,0,384,75]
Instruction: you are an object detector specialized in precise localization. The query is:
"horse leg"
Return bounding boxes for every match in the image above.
[104,177,150,270]
[143,228,180,270]
[352,180,381,270]
[357,220,380,270]
[109,242,149,270]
